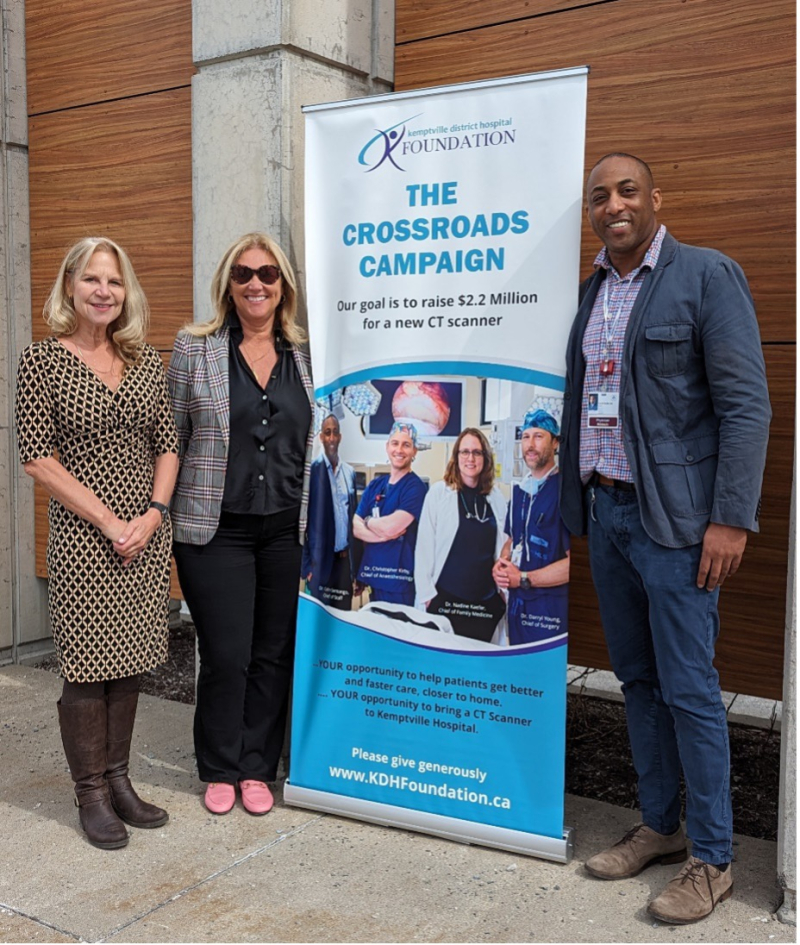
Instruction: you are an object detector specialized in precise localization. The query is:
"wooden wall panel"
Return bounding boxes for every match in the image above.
[26,0,193,114]
[397,0,597,44]
[396,0,795,698]
[713,346,795,698]
[396,0,795,344]
[28,88,193,351]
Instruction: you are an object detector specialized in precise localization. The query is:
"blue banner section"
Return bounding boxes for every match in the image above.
[290,596,567,839]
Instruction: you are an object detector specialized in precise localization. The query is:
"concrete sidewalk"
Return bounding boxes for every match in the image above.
[0,665,791,944]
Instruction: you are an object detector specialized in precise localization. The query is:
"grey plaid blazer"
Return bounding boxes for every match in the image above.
[166,323,315,545]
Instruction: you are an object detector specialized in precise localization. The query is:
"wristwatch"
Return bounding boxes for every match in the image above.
[148,500,170,524]
[519,572,532,590]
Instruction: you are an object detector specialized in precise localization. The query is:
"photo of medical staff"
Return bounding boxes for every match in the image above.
[493,409,570,644]
[353,422,428,605]
[414,429,507,642]
[302,414,357,610]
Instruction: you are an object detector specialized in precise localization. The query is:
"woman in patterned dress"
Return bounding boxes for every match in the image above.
[167,233,314,817]
[15,237,179,850]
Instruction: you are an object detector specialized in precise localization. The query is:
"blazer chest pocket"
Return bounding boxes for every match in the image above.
[644,323,694,377]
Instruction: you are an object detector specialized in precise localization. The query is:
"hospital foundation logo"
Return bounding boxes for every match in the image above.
[357,113,517,173]
[358,115,422,173]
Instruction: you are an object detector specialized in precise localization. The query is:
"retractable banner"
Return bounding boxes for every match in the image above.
[285,68,587,861]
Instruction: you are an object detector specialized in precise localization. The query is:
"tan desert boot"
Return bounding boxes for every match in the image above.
[647,856,733,924]
[585,823,687,879]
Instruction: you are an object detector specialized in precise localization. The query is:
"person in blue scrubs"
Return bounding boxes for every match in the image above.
[353,422,428,605]
[493,409,570,644]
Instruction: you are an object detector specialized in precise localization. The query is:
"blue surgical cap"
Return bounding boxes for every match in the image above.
[522,409,559,436]
[389,421,419,447]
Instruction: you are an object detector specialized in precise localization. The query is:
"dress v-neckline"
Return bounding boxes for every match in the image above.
[56,338,127,394]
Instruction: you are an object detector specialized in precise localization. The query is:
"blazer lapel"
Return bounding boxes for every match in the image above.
[292,345,315,406]
[206,326,231,447]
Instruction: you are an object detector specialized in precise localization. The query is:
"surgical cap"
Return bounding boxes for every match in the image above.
[389,421,419,447]
[521,409,559,436]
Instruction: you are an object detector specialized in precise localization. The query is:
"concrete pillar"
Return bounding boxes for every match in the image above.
[778,466,796,925]
[191,0,394,324]
[0,0,49,667]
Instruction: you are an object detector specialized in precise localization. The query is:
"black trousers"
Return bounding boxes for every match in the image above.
[174,509,301,783]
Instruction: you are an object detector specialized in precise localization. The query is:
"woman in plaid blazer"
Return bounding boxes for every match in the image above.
[167,233,314,816]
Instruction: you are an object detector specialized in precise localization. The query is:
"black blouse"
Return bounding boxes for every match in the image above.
[221,317,311,516]
[436,485,498,601]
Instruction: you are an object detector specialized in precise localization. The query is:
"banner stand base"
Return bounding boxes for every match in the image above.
[284,782,573,863]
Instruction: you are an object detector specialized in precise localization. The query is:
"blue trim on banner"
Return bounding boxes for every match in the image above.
[314,362,565,399]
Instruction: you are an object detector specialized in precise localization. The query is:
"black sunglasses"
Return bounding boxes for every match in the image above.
[229,264,282,285]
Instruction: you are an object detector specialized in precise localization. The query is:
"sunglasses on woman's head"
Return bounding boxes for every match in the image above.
[229,264,282,285]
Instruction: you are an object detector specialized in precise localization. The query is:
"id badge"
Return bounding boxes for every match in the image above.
[587,391,620,428]
[371,506,381,518]
[510,543,522,567]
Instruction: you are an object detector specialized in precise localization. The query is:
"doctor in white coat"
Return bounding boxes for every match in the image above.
[415,428,507,643]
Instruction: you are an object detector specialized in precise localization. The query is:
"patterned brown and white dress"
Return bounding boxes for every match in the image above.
[15,337,179,683]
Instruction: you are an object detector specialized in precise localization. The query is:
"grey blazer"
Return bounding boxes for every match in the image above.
[167,323,315,545]
[559,232,771,548]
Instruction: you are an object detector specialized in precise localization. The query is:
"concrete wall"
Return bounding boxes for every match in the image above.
[192,0,394,325]
[778,469,796,924]
[0,0,49,665]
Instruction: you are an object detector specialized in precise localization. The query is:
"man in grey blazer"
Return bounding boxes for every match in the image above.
[559,153,770,924]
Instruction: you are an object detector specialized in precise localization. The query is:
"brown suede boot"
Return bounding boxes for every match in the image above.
[647,857,733,924]
[57,699,129,850]
[585,823,687,879]
[106,689,168,828]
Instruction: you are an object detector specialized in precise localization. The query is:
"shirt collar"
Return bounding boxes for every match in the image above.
[226,310,284,349]
[594,224,667,276]
[322,453,339,473]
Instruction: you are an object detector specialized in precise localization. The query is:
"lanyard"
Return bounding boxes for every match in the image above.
[599,273,637,387]
[514,468,555,564]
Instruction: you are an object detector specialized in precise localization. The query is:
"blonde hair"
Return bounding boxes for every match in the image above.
[443,427,495,495]
[185,232,306,345]
[44,237,149,365]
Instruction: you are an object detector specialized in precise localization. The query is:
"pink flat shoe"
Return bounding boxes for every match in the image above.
[239,780,274,815]
[204,782,236,814]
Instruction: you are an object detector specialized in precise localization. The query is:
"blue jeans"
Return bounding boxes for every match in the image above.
[587,483,732,865]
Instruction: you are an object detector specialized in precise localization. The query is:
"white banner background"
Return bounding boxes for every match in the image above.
[304,68,588,395]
